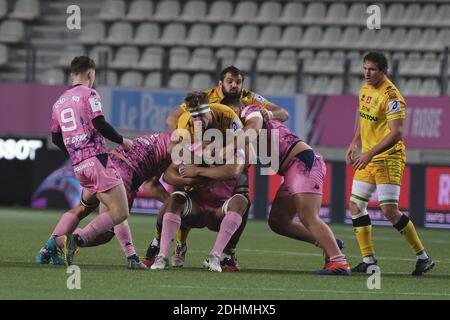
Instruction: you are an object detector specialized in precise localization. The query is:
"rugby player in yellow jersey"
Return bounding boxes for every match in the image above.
[346,52,434,276]
[165,66,288,130]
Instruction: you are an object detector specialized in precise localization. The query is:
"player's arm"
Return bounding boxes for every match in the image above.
[92,115,132,150]
[181,163,246,181]
[166,107,185,131]
[163,162,203,187]
[353,118,403,170]
[345,120,361,164]
[142,176,170,203]
[262,102,289,122]
[51,131,69,156]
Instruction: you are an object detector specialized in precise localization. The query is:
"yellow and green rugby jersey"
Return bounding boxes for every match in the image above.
[358,78,406,161]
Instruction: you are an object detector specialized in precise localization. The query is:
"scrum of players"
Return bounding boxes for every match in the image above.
[35,56,353,275]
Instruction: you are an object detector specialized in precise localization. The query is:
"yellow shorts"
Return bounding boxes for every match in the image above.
[353,156,405,186]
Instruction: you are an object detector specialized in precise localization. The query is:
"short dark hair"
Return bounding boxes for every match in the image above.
[185,91,209,110]
[363,52,388,73]
[220,66,245,82]
[70,56,96,74]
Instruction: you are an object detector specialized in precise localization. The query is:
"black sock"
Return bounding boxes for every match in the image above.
[127,254,139,262]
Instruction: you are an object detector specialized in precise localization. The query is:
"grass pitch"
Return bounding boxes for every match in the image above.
[0,207,449,300]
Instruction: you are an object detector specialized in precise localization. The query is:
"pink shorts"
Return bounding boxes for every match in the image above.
[277,152,326,197]
[74,154,123,195]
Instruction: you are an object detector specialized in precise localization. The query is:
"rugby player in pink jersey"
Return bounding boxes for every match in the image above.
[226,96,351,275]
[150,150,248,272]
[36,132,175,269]
[43,56,133,266]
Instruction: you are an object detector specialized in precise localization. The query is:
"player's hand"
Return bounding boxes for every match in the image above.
[121,138,133,151]
[345,143,357,164]
[352,151,373,170]
[179,164,198,178]
[260,108,274,122]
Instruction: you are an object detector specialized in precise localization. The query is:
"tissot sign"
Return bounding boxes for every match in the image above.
[0,138,44,161]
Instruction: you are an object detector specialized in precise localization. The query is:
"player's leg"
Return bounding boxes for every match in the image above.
[151,191,202,270]
[204,194,249,272]
[143,200,167,266]
[349,165,378,272]
[35,189,98,265]
[376,157,434,275]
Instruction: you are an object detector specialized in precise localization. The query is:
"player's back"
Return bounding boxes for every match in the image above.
[51,84,108,165]
[240,105,300,165]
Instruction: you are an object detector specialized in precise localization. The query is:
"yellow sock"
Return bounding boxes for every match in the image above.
[398,221,425,255]
[154,229,161,241]
[176,227,190,245]
[354,225,375,257]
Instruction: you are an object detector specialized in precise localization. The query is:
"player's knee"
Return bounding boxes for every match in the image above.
[227,194,248,215]
[380,205,401,224]
[268,214,286,234]
[349,200,362,215]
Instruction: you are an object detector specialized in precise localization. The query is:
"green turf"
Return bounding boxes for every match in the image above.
[0,207,449,300]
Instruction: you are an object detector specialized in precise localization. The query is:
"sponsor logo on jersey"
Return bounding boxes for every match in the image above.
[360,111,378,122]
[387,100,402,115]
[366,96,372,103]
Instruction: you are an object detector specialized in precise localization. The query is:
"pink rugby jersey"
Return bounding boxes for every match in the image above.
[51,84,107,165]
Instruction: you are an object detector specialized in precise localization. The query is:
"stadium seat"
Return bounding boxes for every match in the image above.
[381,28,407,50]
[421,53,441,77]
[301,26,323,48]
[234,25,259,47]
[210,24,236,47]
[338,27,360,50]
[279,2,304,24]
[104,22,133,45]
[0,43,7,65]
[265,75,285,94]
[187,48,215,71]
[400,3,422,25]
[0,20,25,43]
[0,0,7,20]
[402,78,422,96]
[398,28,422,50]
[257,25,281,47]
[399,52,421,76]
[319,27,342,49]
[89,45,114,66]
[111,46,140,70]
[185,24,212,46]
[345,3,366,25]
[137,46,164,71]
[255,75,269,93]
[144,72,162,88]
[278,26,302,49]
[416,4,437,26]
[131,23,159,46]
[282,75,296,95]
[384,3,405,25]
[57,45,86,67]
[168,72,190,89]
[105,70,118,86]
[274,49,297,73]
[429,29,450,51]
[234,48,257,72]
[120,71,143,87]
[302,3,326,24]
[159,23,186,45]
[78,22,105,45]
[420,79,440,96]
[38,69,65,85]
[215,48,235,69]
[10,0,39,20]
[125,0,153,22]
[350,76,364,94]
[327,76,343,94]
[190,73,213,90]
[231,1,258,23]
[304,51,330,74]
[435,4,450,27]
[324,3,347,24]
[179,1,207,22]
[169,47,190,70]
[256,2,281,22]
[204,1,233,23]
[256,49,277,73]
[152,0,180,22]
[98,0,126,21]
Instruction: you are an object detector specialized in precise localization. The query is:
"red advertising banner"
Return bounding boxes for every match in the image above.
[307,95,450,150]
[424,167,450,229]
